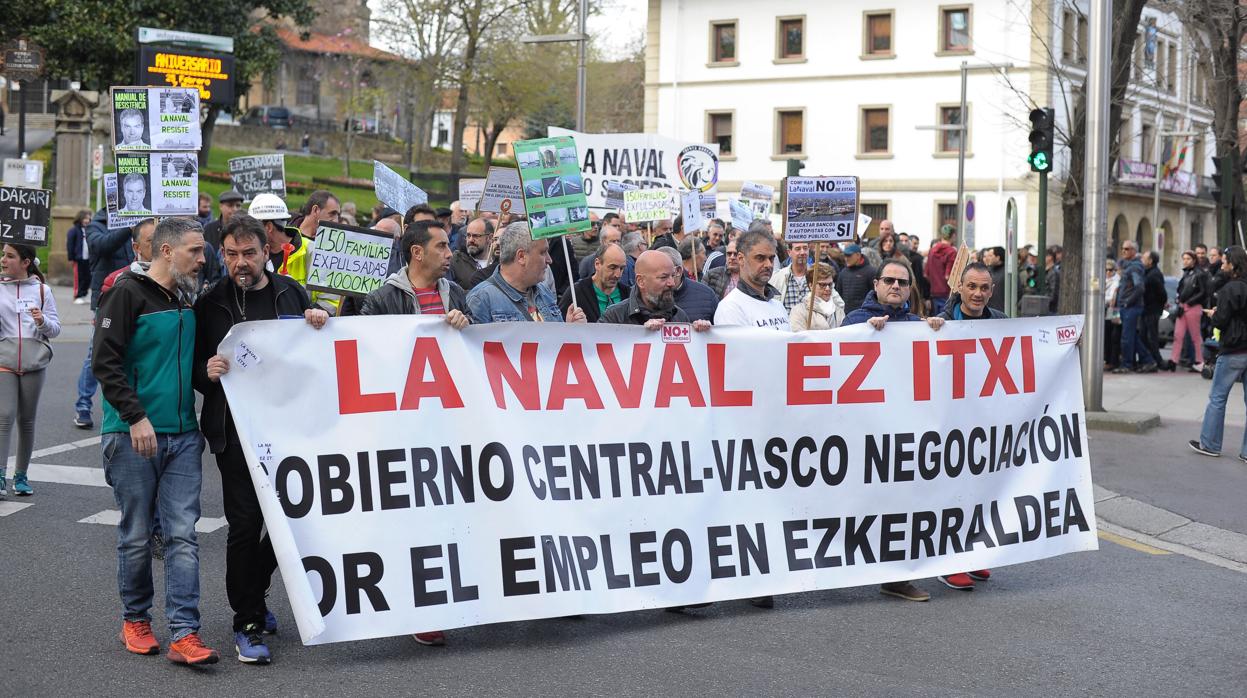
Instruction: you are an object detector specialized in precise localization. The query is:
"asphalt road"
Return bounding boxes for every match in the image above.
[2,339,1246,696]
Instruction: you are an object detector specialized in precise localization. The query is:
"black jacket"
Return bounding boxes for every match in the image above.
[559,276,631,324]
[988,263,1006,313]
[599,291,691,325]
[939,293,1009,320]
[1143,265,1167,313]
[672,278,719,323]
[450,249,489,291]
[359,269,469,317]
[193,272,312,453]
[1212,277,1247,353]
[835,262,876,314]
[1177,266,1210,306]
[86,209,136,308]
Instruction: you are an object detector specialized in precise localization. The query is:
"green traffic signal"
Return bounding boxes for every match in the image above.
[1028,151,1051,172]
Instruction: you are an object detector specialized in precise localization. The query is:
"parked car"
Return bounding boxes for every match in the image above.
[240,106,291,129]
[1158,275,1178,347]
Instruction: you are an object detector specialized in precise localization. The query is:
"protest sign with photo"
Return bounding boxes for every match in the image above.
[228,154,286,201]
[220,315,1096,645]
[114,153,198,217]
[373,161,428,217]
[729,197,756,231]
[0,186,52,247]
[783,176,859,242]
[306,222,395,298]
[478,167,526,214]
[513,136,591,239]
[623,189,672,223]
[603,180,639,210]
[111,87,201,152]
[549,128,719,209]
[740,181,775,203]
[458,178,486,211]
[103,174,147,230]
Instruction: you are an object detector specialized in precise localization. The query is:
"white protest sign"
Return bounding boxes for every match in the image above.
[373,161,427,216]
[458,178,486,211]
[220,315,1097,645]
[603,180,638,210]
[113,152,197,217]
[729,197,755,231]
[306,222,396,298]
[549,127,719,209]
[3,159,42,188]
[112,86,201,152]
[740,181,775,202]
[103,173,146,229]
[681,190,703,232]
[623,189,672,223]
[228,154,287,201]
[478,167,526,214]
[783,176,859,242]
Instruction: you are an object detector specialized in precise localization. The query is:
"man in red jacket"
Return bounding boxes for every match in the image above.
[925,224,958,315]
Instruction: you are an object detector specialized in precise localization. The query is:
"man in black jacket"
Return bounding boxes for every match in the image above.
[835,244,876,314]
[360,220,470,333]
[1141,250,1169,370]
[600,250,709,332]
[983,246,1007,313]
[193,215,329,665]
[449,217,494,291]
[560,243,630,323]
[86,209,136,309]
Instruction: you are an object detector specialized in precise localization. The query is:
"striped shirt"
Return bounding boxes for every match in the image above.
[413,287,445,315]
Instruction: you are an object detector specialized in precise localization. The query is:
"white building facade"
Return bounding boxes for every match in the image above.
[643,0,1214,274]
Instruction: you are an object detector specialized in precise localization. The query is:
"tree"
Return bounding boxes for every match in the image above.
[447,0,522,183]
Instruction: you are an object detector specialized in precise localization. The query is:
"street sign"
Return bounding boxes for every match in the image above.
[92,145,104,180]
[3,158,43,188]
[964,194,977,248]
[2,39,45,81]
[136,27,235,53]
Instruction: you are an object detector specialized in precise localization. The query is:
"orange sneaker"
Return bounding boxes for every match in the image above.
[120,620,160,655]
[168,633,220,665]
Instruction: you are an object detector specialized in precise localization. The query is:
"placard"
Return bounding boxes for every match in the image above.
[228,153,287,201]
[458,178,486,211]
[604,180,639,210]
[373,161,427,217]
[681,190,703,232]
[729,197,755,231]
[0,186,52,247]
[513,136,591,239]
[623,189,673,223]
[306,222,396,298]
[111,87,201,152]
[740,181,775,202]
[103,173,147,230]
[478,167,526,214]
[783,176,859,242]
[2,158,42,188]
[549,127,719,209]
[114,152,198,217]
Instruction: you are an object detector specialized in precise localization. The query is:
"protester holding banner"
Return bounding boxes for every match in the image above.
[788,263,844,332]
[360,220,470,331]
[92,218,219,665]
[0,244,60,497]
[712,230,789,331]
[939,262,1008,323]
[466,222,587,324]
[600,249,707,330]
[564,243,629,323]
[843,259,944,333]
[194,215,329,664]
[658,245,719,323]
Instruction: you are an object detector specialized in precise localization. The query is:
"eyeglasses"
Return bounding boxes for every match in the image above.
[816,281,833,289]
[878,276,911,287]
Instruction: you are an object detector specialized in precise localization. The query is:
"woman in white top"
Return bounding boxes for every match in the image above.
[0,244,60,496]
[789,263,846,331]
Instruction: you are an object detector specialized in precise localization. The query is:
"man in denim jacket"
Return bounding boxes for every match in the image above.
[467,221,587,324]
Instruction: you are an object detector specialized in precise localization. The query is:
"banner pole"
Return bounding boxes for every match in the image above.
[562,235,579,314]
[805,253,818,330]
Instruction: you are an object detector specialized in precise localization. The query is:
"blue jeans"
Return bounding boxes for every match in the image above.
[76,327,97,414]
[1200,353,1247,455]
[1119,305,1147,368]
[102,430,205,640]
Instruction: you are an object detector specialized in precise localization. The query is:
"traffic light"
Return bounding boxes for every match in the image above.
[1028,107,1055,173]
[1212,155,1228,208]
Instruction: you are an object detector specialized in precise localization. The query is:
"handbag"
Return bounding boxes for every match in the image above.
[0,282,53,373]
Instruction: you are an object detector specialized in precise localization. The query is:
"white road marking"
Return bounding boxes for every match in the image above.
[78,509,227,534]
[7,434,103,466]
[26,464,108,488]
[0,501,34,517]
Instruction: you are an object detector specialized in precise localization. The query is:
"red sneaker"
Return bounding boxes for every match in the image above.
[168,633,220,665]
[968,569,991,581]
[412,631,446,646]
[937,573,976,590]
[120,620,160,655]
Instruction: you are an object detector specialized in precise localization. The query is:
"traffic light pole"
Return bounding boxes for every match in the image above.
[1035,170,1047,293]
[1082,0,1111,413]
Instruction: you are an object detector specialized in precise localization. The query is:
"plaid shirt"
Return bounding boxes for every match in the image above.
[782,273,809,312]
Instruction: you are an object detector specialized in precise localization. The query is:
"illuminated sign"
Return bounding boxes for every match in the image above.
[137,45,235,106]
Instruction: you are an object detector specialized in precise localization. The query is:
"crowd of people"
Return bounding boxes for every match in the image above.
[5,182,1242,667]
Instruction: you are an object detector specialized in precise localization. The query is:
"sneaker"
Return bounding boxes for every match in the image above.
[937,573,976,590]
[967,569,992,581]
[73,410,93,429]
[263,610,278,635]
[880,581,931,602]
[749,596,774,609]
[12,472,31,496]
[234,624,272,665]
[1111,366,1133,374]
[412,631,446,646]
[1189,440,1220,457]
[1137,363,1159,373]
[120,620,161,655]
[150,531,165,561]
[1238,454,1247,465]
[168,633,219,665]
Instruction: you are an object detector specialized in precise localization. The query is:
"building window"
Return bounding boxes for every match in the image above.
[864,12,894,57]
[776,17,804,59]
[1061,8,1087,65]
[496,142,509,157]
[710,21,737,64]
[861,202,889,238]
[1193,134,1205,176]
[936,203,959,233]
[940,6,972,53]
[296,69,317,106]
[1140,120,1154,163]
[861,107,890,154]
[776,109,805,155]
[938,105,964,153]
[1166,42,1177,94]
[706,111,734,157]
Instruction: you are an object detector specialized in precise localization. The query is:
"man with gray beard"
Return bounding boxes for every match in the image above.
[599,250,710,331]
[450,217,495,290]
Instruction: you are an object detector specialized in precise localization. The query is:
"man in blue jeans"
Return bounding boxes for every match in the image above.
[1192,246,1247,460]
[1112,240,1152,373]
[92,217,219,664]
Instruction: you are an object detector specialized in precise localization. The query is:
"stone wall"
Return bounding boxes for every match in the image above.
[211,124,408,163]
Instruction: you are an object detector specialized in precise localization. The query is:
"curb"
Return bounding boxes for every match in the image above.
[1085,410,1160,434]
[1094,485,1247,572]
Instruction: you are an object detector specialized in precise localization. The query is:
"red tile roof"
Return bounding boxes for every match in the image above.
[275,27,405,62]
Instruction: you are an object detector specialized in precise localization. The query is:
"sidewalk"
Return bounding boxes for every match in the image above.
[0,127,54,161]
[1101,366,1239,422]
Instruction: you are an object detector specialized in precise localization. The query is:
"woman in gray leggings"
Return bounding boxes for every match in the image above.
[0,244,60,496]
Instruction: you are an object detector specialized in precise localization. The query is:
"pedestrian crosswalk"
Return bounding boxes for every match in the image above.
[77,509,227,533]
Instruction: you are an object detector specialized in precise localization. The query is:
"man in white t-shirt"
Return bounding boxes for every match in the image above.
[713,230,790,332]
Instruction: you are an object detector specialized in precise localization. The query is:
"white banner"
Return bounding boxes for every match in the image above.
[549,128,720,209]
[220,316,1097,645]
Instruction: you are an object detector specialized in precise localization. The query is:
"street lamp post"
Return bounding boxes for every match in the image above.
[521,0,589,131]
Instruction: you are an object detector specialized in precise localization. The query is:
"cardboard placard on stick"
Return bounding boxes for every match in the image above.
[513,136,591,239]
[623,189,671,223]
[783,176,859,242]
[228,154,286,201]
[103,173,147,230]
[372,161,427,217]
[306,222,396,298]
[0,186,52,247]
[113,152,198,217]
[478,167,526,214]
[458,178,486,211]
[111,86,201,152]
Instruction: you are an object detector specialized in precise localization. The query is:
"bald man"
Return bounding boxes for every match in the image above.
[599,250,709,331]
[560,242,631,323]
